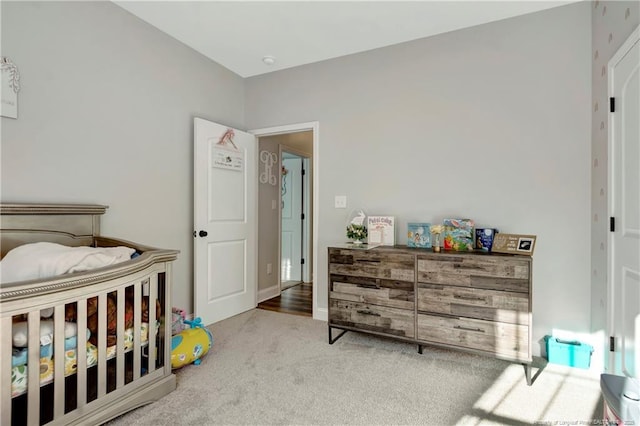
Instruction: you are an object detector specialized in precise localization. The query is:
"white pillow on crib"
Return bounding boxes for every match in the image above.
[12,320,83,347]
[0,242,135,283]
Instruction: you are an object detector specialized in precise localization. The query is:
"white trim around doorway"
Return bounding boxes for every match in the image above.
[250,122,324,321]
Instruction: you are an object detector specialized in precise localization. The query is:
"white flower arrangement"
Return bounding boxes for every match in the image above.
[431,224,444,235]
[346,224,367,241]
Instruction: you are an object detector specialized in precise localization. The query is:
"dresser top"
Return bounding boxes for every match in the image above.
[328,244,532,261]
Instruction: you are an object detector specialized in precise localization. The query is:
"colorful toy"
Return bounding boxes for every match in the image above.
[170,317,213,369]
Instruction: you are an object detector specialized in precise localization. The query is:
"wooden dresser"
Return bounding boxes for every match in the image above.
[328,245,533,385]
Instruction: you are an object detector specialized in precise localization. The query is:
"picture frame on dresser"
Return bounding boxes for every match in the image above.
[492,233,537,255]
[327,245,534,385]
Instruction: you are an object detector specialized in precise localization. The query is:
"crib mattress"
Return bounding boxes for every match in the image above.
[11,323,150,397]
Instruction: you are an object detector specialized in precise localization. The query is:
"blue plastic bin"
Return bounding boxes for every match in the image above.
[545,336,593,369]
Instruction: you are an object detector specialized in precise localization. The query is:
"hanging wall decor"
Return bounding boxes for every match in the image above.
[259,150,277,185]
[1,57,20,119]
[211,128,244,171]
[281,166,289,195]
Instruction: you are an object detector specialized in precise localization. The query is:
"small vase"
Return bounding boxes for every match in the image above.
[433,234,441,253]
[351,239,363,245]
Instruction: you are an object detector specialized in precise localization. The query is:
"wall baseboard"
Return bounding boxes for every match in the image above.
[314,307,328,322]
[257,285,280,303]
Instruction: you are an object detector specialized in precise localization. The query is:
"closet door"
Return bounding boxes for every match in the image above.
[609,27,640,377]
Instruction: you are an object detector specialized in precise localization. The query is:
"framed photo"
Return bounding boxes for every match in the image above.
[491,233,536,255]
[516,237,535,253]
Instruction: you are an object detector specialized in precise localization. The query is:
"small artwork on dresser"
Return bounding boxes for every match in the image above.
[492,233,536,255]
[517,237,534,253]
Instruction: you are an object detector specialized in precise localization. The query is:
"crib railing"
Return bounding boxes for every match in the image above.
[0,260,174,426]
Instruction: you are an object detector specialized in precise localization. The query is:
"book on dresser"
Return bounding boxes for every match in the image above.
[407,222,431,248]
[327,245,534,385]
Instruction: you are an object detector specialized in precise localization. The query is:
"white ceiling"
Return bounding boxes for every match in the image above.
[113,1,578,78]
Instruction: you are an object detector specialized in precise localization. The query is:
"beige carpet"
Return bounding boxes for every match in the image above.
[106,309,603,425]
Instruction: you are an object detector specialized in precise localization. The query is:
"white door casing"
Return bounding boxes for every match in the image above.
[251,122,323,321]
[194,118,257,326]
[281,156,303,283]
[608,26,640,378]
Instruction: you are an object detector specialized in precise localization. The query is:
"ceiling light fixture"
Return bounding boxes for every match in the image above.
[262,56,276,66]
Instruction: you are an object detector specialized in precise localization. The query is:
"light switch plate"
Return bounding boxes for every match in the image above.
[335,195,347,208]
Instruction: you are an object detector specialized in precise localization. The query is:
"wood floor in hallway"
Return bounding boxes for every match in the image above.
[257,282,312,317]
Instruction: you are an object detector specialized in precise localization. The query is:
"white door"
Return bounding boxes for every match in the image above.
[281,156,302,284]
[609,27,640,378]
[194,118,257,326]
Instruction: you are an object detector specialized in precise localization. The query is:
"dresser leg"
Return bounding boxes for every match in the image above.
[328,326,347,344]
[418,345,423,354]
[524,363,532,386]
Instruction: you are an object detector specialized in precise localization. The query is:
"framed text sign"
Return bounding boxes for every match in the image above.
[211,146,243,171]
[491,233,536,255]
[209,128,244,172]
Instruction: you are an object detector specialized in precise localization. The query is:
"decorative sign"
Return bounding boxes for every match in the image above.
[1,57,20,119]
[491,233,536,255]
[211,128,244,171]
[212,146,243,171]
[368,216,395,246]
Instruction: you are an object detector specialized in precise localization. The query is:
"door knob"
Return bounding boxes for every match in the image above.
[199,230,208,237]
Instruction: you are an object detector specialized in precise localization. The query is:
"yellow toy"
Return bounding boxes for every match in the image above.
[170,317,213,369]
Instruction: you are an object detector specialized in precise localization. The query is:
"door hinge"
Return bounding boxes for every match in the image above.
[610,217,615,232]
[193,230,196,238]
[301,258,305,265]
[610,336,615,352]
[610,97,615,113]
[301,213,305,220]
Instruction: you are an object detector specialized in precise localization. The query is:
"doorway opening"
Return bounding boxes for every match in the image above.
[253,122,318,319]
[257,282,313,317]
[280,148,310,290]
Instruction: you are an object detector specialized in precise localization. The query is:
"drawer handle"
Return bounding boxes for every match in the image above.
[357,283,381,289]
[356,259,381,263]
[454,294,486,302]
[356,309,381,317]
[454,325,485,333]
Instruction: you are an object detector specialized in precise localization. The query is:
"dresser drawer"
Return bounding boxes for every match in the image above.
[330,274,414,309]
[417,313,529,361]
[417,255,530,293]
[329,248,414,282]
[330,299,414,338]
[417,284,529,325]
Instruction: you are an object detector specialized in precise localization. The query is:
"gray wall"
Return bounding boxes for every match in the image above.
[2,0,603,361]
[257,136,280,296]
[0,1,245,311]
[590,1,639,368]
[246,3,592,357]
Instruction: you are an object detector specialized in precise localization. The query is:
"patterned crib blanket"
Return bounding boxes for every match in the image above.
[11,323,150,397]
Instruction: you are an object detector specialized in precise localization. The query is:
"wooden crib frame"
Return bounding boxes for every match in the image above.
[0,203,179,425]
